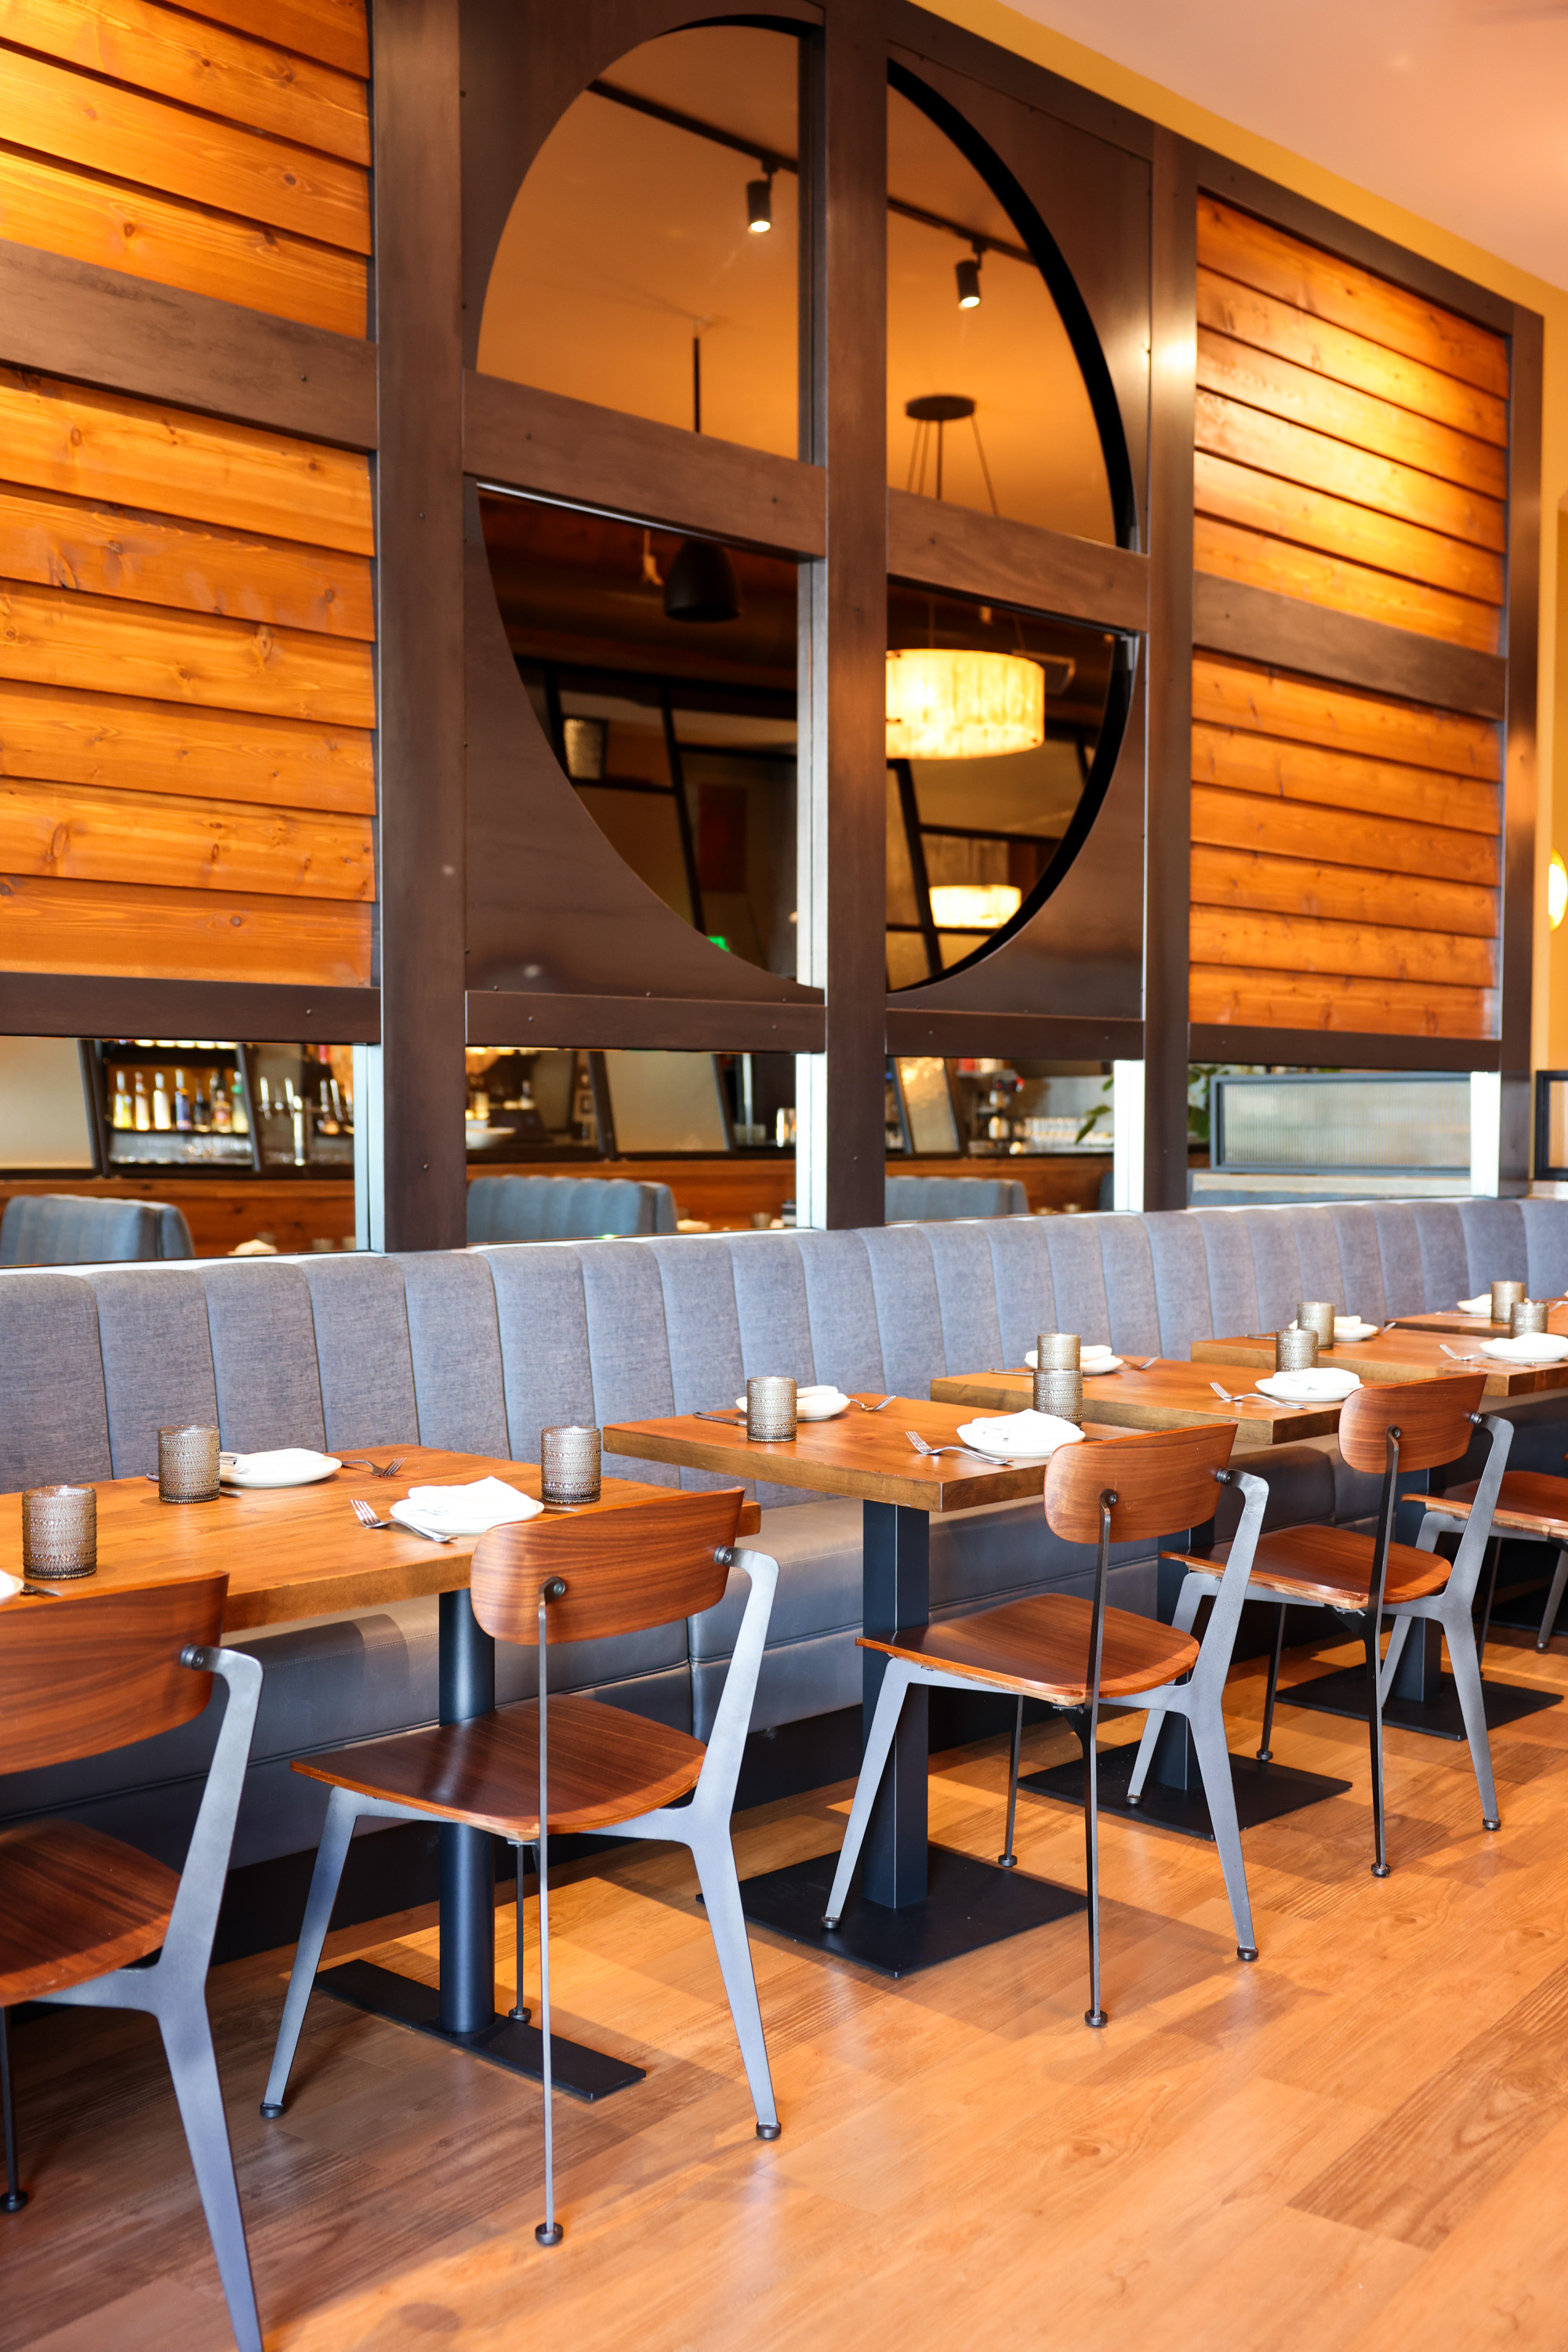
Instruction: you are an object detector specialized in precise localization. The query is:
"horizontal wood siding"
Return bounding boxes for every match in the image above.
[0,0,368,332]
[0,872,371,982]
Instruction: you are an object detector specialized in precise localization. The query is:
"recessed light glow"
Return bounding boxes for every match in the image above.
[1551,851,1566,930]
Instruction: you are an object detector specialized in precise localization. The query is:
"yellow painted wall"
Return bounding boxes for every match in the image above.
[931,0,1568,1071]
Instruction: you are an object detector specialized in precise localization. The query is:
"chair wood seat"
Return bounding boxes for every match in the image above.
[0,1820,179,2005]
[294,1693,707,1839]
[859,1594,1201,1704]
[1425,1472,1568,1541]
[1165,1525,1450,1610]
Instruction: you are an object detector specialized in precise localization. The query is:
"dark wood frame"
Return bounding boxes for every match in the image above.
[0,0,1543,1227]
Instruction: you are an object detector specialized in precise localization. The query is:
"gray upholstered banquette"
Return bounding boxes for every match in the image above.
[5,1195,1567,1881]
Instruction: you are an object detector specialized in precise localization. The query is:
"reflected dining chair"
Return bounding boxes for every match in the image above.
[823,1425,1269,2026]
[0,1577,264,2352]
[262,1488,780,2247]
[1146,1374,1508,1878]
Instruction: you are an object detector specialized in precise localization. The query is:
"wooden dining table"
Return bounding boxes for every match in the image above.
[930,1359,1345,1447]
[604,1395,1216,1975]
[2,1447,760,2102]
[1391,1304,1568,1339]
[1190,1327,1568,1401]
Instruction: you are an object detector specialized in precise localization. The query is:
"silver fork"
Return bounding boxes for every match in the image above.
[905,1430,986,1459]
[350,1496,451,1542]
[343,1456,405,1479]
[1132,1356,1159,1370]
[851,1395,894,1411]
[1208,1379,1277,1408]
[1441,1344,1486,1365]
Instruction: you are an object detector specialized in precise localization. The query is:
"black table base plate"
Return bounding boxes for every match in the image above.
[739,1842,1085,1978]
[1282,1668,1559,1742]
[318,1959,644,2102]
[1020,1744,1349,1841]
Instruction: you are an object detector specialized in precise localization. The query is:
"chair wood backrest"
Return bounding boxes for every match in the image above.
[1338,1373,1485,1472]
[0,1575,227,1776]
[1044,1425,1236,1546]
[471,1488,745,1647]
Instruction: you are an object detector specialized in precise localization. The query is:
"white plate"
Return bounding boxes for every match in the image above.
[1480,1334,1568,1365]
[221,1449,341,1489]
[1256,1369,1362,1403]
[1082,1357,1124,1375]
[1457,1295,1494,1316]
[955,1413,1084,1463]
[1333,1321,1379,1343]
[734,1388,850,1421]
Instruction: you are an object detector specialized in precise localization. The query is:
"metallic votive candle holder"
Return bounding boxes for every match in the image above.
[746,1376,797,1443]
[1276,1327,1319,1374]
[1297,1301,1335,1349]
[1036,1332,1080,1371]
[1033,1367,1083,1425]
[22,1484,96,1578]
[1512,1298,1548,1336]
[1492,1279,1526,1325]
[540,1425,601,1508]
[158,1423,220,1504]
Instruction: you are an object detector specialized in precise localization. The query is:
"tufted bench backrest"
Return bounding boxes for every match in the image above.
[5,1197,1568,1498]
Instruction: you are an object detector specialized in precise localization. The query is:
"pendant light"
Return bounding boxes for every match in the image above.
[928,883,1022,931]
[665,331,742,625]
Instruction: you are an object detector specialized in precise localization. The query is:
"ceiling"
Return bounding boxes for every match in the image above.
[1005,0,1568,293]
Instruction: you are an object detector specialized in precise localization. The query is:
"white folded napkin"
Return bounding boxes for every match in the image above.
[1025,1344,1115,1369]
[1480,1334,1568,1365]
[390,1477,545,1538]
[733,1385,848,1421]
[1333,1317,1377,1341]
[1458,1294,1494,1316]
[1257,1368,1363,1403]
[955,1410,1084,1458]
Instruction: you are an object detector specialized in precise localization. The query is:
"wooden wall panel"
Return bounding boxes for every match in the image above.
[1189,960,1495,1040]
[1193,515,1501,652]
[0,0,372,161]
[0,778,372,898]
[0,683,373,814]
[0,873,370,982]
[1192,653,1500,778]
[180,0,368,77]
[0,0,368,336]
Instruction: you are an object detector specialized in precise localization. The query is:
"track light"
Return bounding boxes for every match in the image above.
[746,173,772,234]
[955,249,982,309]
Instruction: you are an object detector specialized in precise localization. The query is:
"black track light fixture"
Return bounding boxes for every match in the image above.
[746,172,773,234]
[955,245,982,310]
[663,535,742,624]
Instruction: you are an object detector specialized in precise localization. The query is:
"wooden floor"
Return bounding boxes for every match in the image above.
[7,1631,1568,2351]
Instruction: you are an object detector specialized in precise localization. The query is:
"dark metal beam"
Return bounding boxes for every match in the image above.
[1189,1025,1502,1075]
[466,992,826,1052]
[0,238,376,448]
[886,1008,1143,1059]
[887,489,1148,633]
[0,975,379,1044]
[1192,572,1508,721]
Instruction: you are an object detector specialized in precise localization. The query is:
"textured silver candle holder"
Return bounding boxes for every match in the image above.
[1035,1332,1080,1370]
[1296,1301,1335,1349]
[1492,1279,1526,1325]
[1033,1367,1083,1424]
[746,1376,797,1443]
[1511,1298,1548,1336]
[1276,1327,1319,1374]
[22,1484,97,1578]
[158,1423,220,1504]
[540,1425,601,1507]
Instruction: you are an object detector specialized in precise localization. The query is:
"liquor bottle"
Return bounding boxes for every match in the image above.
[230,1070,250,1138]
[152,1070,172,1131]
[132,1070,151,1132]
[111,1069,133,1130]
[173,1069,192,1133]
[212,1073,233,1134]
[191,1074,210,1134]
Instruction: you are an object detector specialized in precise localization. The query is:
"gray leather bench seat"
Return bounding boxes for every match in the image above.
[5,1194,1567,1875]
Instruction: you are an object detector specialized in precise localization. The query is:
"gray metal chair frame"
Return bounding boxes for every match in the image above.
[1149,1410,1512,1870]
[824,1466,1270,2013]
[262,1542,782,2237]
[7,1644,264,2352]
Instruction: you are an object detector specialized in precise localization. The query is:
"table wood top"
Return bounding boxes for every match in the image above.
[928,1362,1340,1448]
[1191,1329,1568,1399]
[1392,1305,1568,1338]
[0,1447,760,1632]
[604,1396,1151,1513]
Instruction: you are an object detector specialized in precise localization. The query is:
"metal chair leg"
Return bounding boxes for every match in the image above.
[1443,1602,1502,1830]
[260,1785,358,2117]
[508,1842,532,2023]
[822,1664,913,1927]
[1475,1536,1502,1666]
[1077,1715,1106,2028]
[535,1585,564,2249]
[1186,1702,1257,1960]
[1257,1603,1287,1762]
[998,1697,1024,1868]
[160,2002,263,2352]
[1537,1545,1568,1653]
[689,1823,780,2137]
[1127,1570,1207,1802]
[1366,1617,1390,1879]
[1,2008,25,2213]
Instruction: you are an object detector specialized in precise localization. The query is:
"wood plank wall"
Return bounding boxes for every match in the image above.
[0,0,374,987]
[1190,201,1508,1040]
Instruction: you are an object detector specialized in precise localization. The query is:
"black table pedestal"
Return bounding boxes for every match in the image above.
[1283,1618,1560,1740]
[318,1588,644,2102]
[1021,1712,1349,1841]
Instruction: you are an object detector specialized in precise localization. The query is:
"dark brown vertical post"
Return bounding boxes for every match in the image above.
[372,0,467,1249]
[1501,304,1542,1192]
[798,0,887,1229]
[1144,130,1198,1213]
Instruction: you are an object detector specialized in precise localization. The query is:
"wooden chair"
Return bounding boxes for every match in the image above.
[1148,1374,1508,1878]
[261,1489,779,2246]
[0,1577,264,2352]
[1419,1459,1568,1656]
[823,1426,1269,2026]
